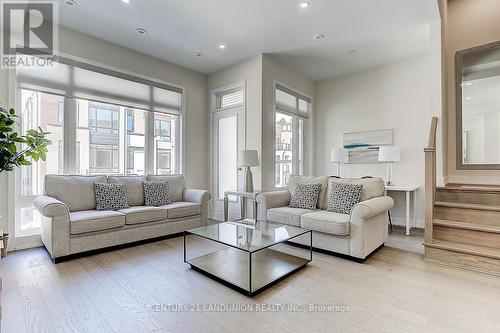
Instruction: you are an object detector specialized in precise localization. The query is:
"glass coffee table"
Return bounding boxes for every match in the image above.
[184,220,312,295]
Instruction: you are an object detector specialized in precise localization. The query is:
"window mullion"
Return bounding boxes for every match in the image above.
[292,115,300,175]
[146,87,155,175]
[64,98,77,174]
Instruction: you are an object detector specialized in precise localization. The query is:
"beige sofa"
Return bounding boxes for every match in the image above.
[33,174,210,262]
[256,175,394,260]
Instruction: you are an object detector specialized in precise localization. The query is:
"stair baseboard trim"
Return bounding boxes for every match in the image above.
[423,242,500,260]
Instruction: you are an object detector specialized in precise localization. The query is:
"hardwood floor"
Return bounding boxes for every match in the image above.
[1,226,500,333]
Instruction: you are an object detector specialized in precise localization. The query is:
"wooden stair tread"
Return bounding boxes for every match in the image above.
[424,239,500,260]
[434,201,500,212]
[433,219,500,234]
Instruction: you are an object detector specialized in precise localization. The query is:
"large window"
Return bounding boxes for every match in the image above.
[15,55,183,236]
[17,90,64,235]
[274,83,311,187]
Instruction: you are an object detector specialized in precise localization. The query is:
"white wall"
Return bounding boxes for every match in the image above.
[314,55,435,227]
[0,26,208,235]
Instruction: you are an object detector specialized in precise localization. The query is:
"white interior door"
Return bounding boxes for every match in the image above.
[212,106,245,220]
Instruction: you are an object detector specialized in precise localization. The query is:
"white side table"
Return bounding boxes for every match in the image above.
[385,185,420,236]
[223,190,262,222]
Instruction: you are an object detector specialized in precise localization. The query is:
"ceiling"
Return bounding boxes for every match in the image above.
[57,0,440,81]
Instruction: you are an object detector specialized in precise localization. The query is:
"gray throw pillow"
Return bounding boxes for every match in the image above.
[289,183,322,210]
[327,183,363,214]
[143,181,172,206]
[93,183,129,211]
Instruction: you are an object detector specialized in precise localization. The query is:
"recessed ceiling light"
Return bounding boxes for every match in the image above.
[299,1,310,8]
[64,0,77,6]
[121,0,131,3]
[465,97,472,101]
[195,52,203,57]
[347,49,357,54]
[313,33,326,40]
[136,28,147,35]
[219,44,226,49]
[462,81,473,86]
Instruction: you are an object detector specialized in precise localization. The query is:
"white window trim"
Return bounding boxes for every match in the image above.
[273,80,313,189]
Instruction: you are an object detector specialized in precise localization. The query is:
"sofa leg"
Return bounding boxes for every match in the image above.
[388,210,393,232]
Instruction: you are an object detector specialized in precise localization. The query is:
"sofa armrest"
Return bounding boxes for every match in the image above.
[256,190,291,221]
[349,196,394,259]
[33,195,70,219]
[183,188,211,205]
[351,196,394,222]
[183,188,211,225]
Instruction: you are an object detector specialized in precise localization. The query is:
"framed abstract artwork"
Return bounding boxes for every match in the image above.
[343,129,393,164]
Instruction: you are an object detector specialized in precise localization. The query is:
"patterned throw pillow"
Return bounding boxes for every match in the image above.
[327,183,363,214]
[143,181,172,206]
[93,183,129,211]
[289,183,322,210]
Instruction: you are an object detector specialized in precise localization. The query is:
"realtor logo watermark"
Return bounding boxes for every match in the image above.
[1,0,58,68]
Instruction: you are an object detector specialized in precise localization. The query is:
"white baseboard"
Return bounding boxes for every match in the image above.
[11,234,43,251]
[445,175,500,186]
[390,217,425,229]
[437,177,445,187]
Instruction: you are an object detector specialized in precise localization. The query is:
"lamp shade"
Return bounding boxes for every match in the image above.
[330,148,347,162]
[378,146,400,162]
[238,150,259,167]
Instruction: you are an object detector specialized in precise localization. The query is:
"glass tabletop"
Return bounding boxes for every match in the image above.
[186,221,310,253]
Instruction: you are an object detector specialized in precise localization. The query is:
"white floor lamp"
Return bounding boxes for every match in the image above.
[330,148,347,177]
[378,146,400,186]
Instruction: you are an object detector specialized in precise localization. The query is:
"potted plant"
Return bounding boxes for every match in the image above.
[0,106,52,257]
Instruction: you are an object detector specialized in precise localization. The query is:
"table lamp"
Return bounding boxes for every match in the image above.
[238,150,259,192]
[330,148,347,177]
[378,146,400,186]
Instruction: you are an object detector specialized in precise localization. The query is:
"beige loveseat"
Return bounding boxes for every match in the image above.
[256,175,394,260]
[33,174,210,262]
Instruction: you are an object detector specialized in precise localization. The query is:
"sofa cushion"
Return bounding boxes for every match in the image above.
[45,175,107,212]
[327,177,384,204]
[164,202,201,219]
[147,174,186,202]
[287,175,329,210]
[267,207,314,227]
[93,183,129,211]
[107,176,146,206]
[118,206,168,225]
[301,210,350,236]
[289,183,322,210]
[143,181,172,206]
[327,182,362,214]
[70,210,125,235]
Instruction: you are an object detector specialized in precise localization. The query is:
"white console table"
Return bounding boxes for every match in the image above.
[223,190,262,222]
[385,185,420,236]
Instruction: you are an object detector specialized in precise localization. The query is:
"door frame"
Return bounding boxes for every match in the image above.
[209,81,246,221]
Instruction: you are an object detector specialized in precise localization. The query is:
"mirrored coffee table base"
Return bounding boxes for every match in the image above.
[184,222,312,295]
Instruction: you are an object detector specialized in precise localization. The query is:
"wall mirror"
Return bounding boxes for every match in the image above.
[456,41,500,169]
